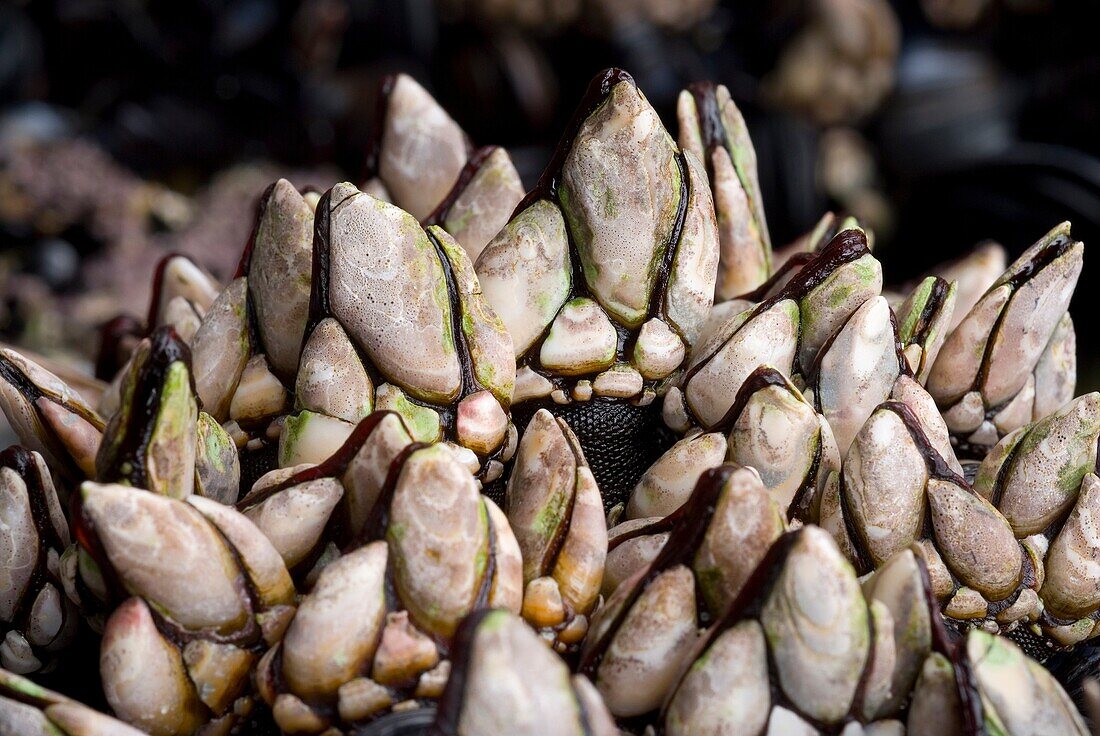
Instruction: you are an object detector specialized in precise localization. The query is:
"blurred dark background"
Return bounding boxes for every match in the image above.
[1,0,1098,386]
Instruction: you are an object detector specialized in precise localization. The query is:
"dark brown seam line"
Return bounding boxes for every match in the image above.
[0,355,105,431]
[905,277,950,347]
[424,227,484,404]
[648,152,691,337]
[708,365,792,434]
[94,326,192,490]
[679,228,870,413]
[362,75,397,182]
[735,252,815,303]
[429,607,494,735]
[577,464,735,680]
[422,145,499,228]
[971,232,1074,398]
[1,448,65,645]
[145,251,196,331]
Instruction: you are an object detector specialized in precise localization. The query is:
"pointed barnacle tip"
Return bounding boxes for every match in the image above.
[272,177,295,195]
[1077,392,1100,421]
[687,79,715,96]
[426,224,447,243]
[149,323,185,353]
[329,182,361,210]
[593,68,636,99]
[840,225,867,244]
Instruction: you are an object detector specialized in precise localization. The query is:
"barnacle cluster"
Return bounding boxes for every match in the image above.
[1,68,1095,736]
